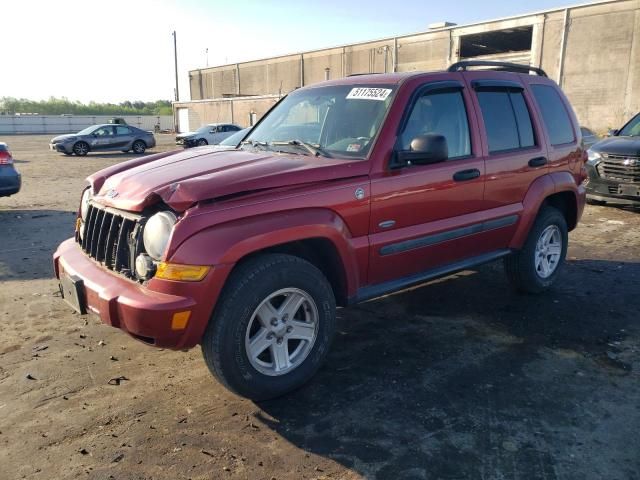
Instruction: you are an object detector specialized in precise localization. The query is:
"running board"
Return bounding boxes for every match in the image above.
[351,249,512,304]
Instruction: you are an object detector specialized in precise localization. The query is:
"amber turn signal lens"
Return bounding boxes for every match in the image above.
[171,311,191,330]
[155,262,210,282]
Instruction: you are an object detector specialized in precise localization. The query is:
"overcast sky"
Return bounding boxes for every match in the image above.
[4,0,584,103]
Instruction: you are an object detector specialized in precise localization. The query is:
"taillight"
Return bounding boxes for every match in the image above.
[0,151,13,164]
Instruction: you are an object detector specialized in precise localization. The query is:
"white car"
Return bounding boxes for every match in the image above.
[176,123,242,147]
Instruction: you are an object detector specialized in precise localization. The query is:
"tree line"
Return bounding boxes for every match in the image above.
[0,97,173,116]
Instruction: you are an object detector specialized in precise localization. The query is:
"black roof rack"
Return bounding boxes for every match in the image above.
[448,60,547,78]
[346,73,383,77]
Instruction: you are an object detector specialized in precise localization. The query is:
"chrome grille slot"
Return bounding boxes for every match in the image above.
[77,203,142,278]
[600,154,640,183]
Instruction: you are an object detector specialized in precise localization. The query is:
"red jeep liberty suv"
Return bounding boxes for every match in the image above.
[54,61,587,400]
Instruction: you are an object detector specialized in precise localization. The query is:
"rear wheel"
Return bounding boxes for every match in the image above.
[504,206,568,294]
[197,138,208,146]
[587,197,606,206]
[201,254,336,400]
[132,140,146,154]
[72,141,89,156]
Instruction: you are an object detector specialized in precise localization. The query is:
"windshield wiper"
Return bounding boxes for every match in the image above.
[271,140,332,158]
[240,139,269,150]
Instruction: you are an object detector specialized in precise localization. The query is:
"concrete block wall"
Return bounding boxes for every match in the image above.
[184,0,640,133]
[174,96,279,130]
[560,0,640,130]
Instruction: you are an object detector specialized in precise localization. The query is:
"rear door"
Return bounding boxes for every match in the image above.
[113,126,135,149]
[463,72,549,247]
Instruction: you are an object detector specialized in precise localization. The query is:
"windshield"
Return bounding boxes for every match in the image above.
[619,114,640,136]
[77,126,97,135]
[220,128,249,146]
[196,125,214,134]
[243,84,397,158]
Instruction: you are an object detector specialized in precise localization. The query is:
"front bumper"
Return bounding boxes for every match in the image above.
[585,164,640,205]
[53,238,231,349]
[0,166,21,196]
[50,142,72,154]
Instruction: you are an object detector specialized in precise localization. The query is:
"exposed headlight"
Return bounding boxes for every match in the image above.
[587,149,602,166]
[143,211,177,260]
[80,188,92,220]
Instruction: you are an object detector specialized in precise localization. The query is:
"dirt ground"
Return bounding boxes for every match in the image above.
[0,134,639,480]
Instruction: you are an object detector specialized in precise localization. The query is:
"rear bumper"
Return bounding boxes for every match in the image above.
[585,164,640,205]
[53,238,231,349]
[0,167,21,196]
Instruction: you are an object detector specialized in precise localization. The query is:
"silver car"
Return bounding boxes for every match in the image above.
[176,123,242,147]
[49,124,156,156]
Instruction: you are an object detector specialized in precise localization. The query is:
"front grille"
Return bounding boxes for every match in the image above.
[597,154,640,183]
[77,203,143,278]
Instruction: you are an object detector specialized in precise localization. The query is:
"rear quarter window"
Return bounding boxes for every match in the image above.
[531,84,575,146]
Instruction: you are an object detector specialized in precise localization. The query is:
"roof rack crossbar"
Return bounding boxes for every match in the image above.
[447,60,548,77]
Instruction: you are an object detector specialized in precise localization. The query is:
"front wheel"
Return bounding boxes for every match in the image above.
[201,254,336,400]
[197,138,208,146]
[132,140,146,154]
[504,206,568,294]
[72,141,89,156]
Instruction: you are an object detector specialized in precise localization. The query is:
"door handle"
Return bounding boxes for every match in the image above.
[453,169,481,182]
[528,156,548,167]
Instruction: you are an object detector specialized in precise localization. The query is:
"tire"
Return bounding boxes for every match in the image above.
[586,197,606,206]
[504,206,568,294]
[132,140,146,154]
[72,141,89,156]
[121,149,130,153]
[63,152,72,156]
[197,138,208,146]
[201,254,336,400]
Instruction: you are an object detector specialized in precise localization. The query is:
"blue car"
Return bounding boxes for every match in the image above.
[0,142,21,197]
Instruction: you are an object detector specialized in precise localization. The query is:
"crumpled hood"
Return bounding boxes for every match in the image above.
[88,148,369,212]
[592,136,640,156]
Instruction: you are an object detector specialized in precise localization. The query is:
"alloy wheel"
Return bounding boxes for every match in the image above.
[535,225,562,278]
[244,288,319,376]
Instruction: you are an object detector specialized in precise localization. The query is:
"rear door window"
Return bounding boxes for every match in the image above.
[116,126,131,135]
[531,84,575,145]
[476,89,535,153]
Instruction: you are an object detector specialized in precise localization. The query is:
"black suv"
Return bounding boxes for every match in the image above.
[586,112,640,206]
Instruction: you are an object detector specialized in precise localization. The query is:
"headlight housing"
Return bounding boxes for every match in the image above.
[80,188,92,221]
[587,149,602,166]
[143,211,177,260]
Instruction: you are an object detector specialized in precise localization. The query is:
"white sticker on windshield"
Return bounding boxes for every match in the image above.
[346,87,392,101]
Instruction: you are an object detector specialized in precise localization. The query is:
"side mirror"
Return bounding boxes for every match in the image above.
[395,134,448,166]
[607,129,619,137]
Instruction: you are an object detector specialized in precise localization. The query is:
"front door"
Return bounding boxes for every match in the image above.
[368,81,486,285]
[90,126,116,151]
